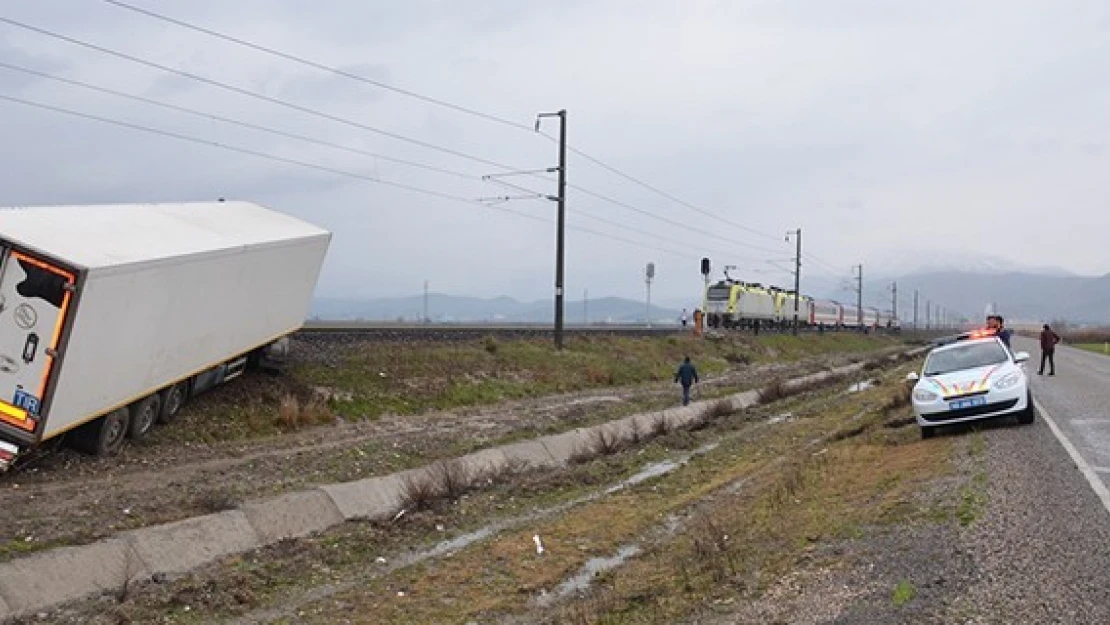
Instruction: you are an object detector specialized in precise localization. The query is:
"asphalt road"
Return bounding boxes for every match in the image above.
[1020,337,1110,484]
[944,336,1110,623]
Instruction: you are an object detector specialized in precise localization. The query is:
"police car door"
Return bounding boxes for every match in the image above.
[0,248,75,433]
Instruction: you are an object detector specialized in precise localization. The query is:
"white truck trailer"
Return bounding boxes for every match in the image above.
[0,201,331,470]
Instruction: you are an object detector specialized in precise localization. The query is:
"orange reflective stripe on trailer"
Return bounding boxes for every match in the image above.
[0,400,34,431]
[4,251,76,433]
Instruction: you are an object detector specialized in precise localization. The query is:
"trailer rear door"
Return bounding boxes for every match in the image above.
[0,248,74,434]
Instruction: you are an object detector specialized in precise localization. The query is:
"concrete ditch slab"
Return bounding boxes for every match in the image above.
[320,475,403,521]
[124,510,260,576]
[540,429,591,464]
[0,538,146,616]
[241,489,344,544]
[457,447,510,481]
[499,439,557,469]
[731,389,761,411]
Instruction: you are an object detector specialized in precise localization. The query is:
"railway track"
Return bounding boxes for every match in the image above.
[296,321,945,344]
[296,322,684,342]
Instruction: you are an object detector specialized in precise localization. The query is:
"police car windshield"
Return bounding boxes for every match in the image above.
[924,342,1009,376]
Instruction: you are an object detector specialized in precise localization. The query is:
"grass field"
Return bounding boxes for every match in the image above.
[1074,343,1110,356]
[294,332,894,420]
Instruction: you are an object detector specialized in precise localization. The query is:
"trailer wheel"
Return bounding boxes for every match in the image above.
[128,395,161,440]
[71,408,130,457]
[158,383,187,424]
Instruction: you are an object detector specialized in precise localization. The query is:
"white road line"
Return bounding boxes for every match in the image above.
[1035,398,1110,518]
[1092,467,1110,475]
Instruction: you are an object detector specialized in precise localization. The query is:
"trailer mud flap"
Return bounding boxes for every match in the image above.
[0,249,74,433]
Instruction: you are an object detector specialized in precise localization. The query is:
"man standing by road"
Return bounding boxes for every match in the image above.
[674,356,699,406]
[987,315,1013,348]
[681,309,688,328]
[1039,324,1061,376]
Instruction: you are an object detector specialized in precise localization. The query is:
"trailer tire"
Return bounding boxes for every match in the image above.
[128,395,161,440]
[158,383,187,424]
[71,408,130,457]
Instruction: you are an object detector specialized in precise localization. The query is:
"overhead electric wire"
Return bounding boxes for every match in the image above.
[0,92,722,263]
[0,16,528,174]
[97,0,791,249]
[555,139,785,244]
[101,0,536,133]
[0,93,499,207]
[0,61,477,181]
[0,17,792,264]
[568,183,784,254]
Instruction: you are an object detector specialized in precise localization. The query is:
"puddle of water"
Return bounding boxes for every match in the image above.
[847,380,875,393]
[604,442,719,494]
[606,461,678,493]
[538,544,643,605]
[768,412,793,425]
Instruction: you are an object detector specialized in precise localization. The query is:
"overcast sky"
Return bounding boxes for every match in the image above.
[2,1,1109,306]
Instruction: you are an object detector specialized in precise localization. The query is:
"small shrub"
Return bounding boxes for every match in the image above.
[482,336,499,355]
[586,366,615,385]
[399,471,442,512]
[708,399,734,420]
[198,490,238,513]
[724,351,751,366]
[276,393,334,429]
[758,379,788,404]
[429,459,471,500]
[277,394,301,428]
[590,426,623,455]
[651,413,670,437]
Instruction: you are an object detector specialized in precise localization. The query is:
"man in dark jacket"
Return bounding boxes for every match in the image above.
[674,356,699,406]
[1039,324,1061,376]
[987,315,1013,348]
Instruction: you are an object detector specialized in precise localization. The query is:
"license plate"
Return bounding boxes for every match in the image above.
[949,396,987,411]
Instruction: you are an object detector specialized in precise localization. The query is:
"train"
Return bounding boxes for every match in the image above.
[702,279,898,332]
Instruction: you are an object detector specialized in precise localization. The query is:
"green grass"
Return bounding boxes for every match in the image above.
[1075,343,1110,357]
[892,579,917,606]
[956,433,989,527]
[297,333,897,421]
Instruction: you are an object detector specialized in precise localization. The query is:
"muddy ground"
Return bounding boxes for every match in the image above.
[0,335,902,561]
[15,351,974,625]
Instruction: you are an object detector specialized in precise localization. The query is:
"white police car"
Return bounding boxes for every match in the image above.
[907,335,1034,439]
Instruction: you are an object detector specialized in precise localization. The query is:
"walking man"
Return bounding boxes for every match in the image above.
[674,356,699,406]
[1039,323,1060,376]
[681,308,688,328]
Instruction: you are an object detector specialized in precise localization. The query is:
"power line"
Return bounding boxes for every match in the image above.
[98,1,789,250]
[0,17,532,173]
[101,0,536,133]
[554,137,784,244]
[0,61,786,268]
[568,184,785,254]
[0,18,794,267]
[0,93,493,206]
[0,61,477,181]
[0,92,735,265]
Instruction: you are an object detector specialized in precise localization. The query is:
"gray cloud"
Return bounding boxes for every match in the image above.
[1,0,1108,308]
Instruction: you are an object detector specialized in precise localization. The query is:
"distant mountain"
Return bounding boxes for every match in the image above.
[863,252,1078,280]
[311,294,684,324]
[869,271,1110,326]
